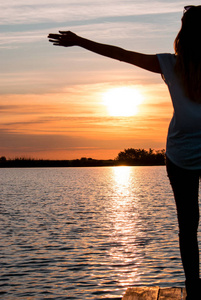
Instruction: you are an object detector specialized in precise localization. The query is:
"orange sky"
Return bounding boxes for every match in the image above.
[1,0,187,160]
[0,79,172,159]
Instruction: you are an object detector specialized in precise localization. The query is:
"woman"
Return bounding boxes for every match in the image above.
[48,6,201,299]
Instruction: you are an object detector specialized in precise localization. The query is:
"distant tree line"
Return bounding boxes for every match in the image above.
[0,148,165,168]
[116,148,165,166]
[0,156,115,168]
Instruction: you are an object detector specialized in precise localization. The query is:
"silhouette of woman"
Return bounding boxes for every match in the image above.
[48,6,201,299]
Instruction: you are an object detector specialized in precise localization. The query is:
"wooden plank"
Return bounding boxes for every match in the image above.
[158,287,182,299]
[122,287,186,300]
[122,286,159,300]
[182,288,187,300]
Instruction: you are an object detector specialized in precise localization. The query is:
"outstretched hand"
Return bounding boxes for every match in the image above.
[48,31,79,47]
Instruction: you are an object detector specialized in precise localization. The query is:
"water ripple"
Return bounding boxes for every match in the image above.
[1,166,200,299]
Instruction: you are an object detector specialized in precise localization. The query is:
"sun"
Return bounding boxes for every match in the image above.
[102,87,143,117]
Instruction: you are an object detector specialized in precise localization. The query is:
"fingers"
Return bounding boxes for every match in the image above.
[48,39,58,43]
[48,38,60,45]
[48,33,61,39]
[48,33,62,45]
[52,43,63,46]
[48,31,74,40]
[48,30,73,36]
[59,30,70,34]
[48,40,63,46]
[48,31,76,47]
[48,38,67,47]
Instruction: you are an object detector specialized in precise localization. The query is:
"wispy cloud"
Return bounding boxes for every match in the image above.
[0,31,45,48]
[0,125,165,158]
[0,21,176,48]
[0,0,184,25]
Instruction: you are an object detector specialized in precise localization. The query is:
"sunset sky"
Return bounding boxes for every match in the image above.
[1,0,199,160]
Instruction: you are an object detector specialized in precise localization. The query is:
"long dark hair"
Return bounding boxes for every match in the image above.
[174,5,201,102]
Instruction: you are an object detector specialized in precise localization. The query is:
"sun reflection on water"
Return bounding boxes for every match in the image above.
[0,167,184,299]
[106,166,144,287]
[113,166,132,188]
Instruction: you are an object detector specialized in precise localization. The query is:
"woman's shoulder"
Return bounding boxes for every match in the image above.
[157,53,177,83]
[157,53,176,62]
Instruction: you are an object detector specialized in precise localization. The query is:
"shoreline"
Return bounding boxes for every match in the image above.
[0,158,165,168]
[0,148,166,168]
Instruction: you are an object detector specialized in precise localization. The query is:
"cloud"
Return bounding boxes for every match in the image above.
[0,127,165,159]
[1,0,182,159]
[0,30,45,47]
[1,13,178,47]
[0,129,88,150]
[0,0,184,25]
[0,129,123,155]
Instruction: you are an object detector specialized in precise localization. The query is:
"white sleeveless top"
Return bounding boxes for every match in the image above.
[157,53,201,170]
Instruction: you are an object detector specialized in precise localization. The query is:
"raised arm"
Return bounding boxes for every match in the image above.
[48,31,161,74]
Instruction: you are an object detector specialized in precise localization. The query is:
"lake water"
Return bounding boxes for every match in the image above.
[1,166,201,299]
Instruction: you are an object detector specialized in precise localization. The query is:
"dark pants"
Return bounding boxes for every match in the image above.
[166,157,200,282]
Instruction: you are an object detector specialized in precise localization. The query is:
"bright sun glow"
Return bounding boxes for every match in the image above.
[102,87,143,117]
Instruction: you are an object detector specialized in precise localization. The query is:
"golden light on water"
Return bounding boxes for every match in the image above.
[102,87,143,117]
[106,166,143,286]
[113,166,132,189]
